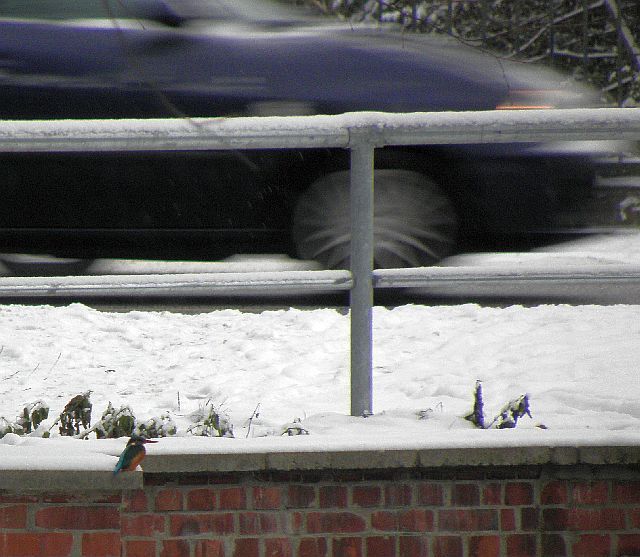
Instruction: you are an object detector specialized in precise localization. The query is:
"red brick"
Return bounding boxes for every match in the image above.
[541,481,568,505]
[352,486,381,508]
[542,508,567,530]
[614,482,640,504]
[384,485,412,507]
[233,538,259,557]
[288,485,316,508]
[506,534,536,557]
[520,507,539,531]
[399,536,429,557]
[0,533,74,557]
[42,494,78,503]
[125,540,156,557]
[122,514,165,537]
[290,512,304,535]
[0,495,38,504]
[630,508,640,528]
[239,511,257,535]
[570,509,625,530]
[418,483,444,506]
[618,534,640,556]
[83,533,121,557]
[194,540,225,557]
[572,534,611,557]
[160,539,190,557]
[307,512,366,533]
[372,511,398,531]
[123,491,148,513]
[155,489,183,512]
[319,485,348,508]
[505,483,533,506]
[0,505,27,528]
[239,512,278,534]
[36,506,120,530]
[95,494,123,504]
[333,537,362,557]
[298,538,328,557]
[438,509,498,531]
[543,508,625,531]
[170,513,234,536]
[219,487,246,510]
[433,536,463,557]
[451,484,479,506]
[399,509,434,532]
[187,489,216,511]
[366,536,395,557]
[542,535,567,557]
[253,487,281,510]
[500,509,516,531]
[265,538,293,557]
[482,484,502,505]
[371,509,433,533]
[469,535,500,557]
[590,509,626,530]
[573,482,609,505]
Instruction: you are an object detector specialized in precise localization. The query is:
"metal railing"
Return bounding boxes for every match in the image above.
[1,107,640,416]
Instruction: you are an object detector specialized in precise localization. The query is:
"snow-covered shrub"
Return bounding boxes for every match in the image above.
[187,400,234,437]
[281,418,309,436]
[464,381,532,429]
[464,380,485,429]
[134,412,177,438]
[58,392,92,436]
[16,400,49,434]
[488,394,532,429]
[93,402,136,439]
[0,416,22,438]
[0,400,50,438]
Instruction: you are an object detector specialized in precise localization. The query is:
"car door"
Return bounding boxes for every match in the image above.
[0,2,290,260]
[0,3,143,118]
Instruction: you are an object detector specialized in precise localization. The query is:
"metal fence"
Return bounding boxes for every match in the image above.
[1,107,640,416]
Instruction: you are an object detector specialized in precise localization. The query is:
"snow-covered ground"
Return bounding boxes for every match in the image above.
[1,232,640,468]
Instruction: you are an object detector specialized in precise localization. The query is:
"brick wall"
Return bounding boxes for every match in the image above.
[1,465,640,557]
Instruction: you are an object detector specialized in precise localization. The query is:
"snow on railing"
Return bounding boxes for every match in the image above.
[1,108,639,152]
[1,107,640,417]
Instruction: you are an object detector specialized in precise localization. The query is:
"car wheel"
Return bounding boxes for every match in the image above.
[292,169,458,269]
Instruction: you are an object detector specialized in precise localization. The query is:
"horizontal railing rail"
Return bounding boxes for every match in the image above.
[1,108,640,152]
[0,270,353,297]
[1,107,639,416]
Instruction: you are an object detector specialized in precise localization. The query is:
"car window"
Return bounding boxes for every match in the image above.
[0,0,193,29]
[184,0,307,21]
[0,0,317,23]
[0,0,128,20]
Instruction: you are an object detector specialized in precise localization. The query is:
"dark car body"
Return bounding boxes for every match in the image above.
[0,0,620,268]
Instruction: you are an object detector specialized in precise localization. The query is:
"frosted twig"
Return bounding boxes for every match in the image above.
[245,403,261,439]
[49,353,62,373]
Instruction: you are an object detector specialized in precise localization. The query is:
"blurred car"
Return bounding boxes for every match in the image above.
[0,0,623,270]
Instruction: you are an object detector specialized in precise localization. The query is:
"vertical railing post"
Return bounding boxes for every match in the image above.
[349,141,375,417]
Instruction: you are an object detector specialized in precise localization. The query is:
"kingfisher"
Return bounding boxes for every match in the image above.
[113,435,157,475]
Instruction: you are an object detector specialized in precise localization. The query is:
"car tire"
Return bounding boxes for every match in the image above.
[292,169,458,269]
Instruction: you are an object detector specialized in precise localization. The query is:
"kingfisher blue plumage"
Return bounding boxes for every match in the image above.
[113,435,157,475]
